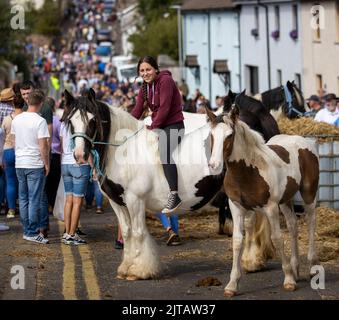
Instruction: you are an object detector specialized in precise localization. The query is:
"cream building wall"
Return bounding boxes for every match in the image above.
[301,1,339,97]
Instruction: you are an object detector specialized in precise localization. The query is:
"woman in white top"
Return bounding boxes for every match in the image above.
[59,116,91,246]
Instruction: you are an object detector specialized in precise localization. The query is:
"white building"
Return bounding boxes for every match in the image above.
[182,0,240,102]
[235,0,303,95]
[300,1,339,97]
[117,3,139,56]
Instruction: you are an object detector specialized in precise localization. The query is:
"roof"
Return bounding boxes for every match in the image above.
[181,0,234,12]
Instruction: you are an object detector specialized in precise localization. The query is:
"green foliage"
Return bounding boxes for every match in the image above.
[0,1,13,60]
[129,0,181,61]
[34,0,61,36]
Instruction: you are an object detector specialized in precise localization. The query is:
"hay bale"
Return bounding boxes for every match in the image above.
[278,117,339,140]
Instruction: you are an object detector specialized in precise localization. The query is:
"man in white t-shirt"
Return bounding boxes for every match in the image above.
[314,93,339,125]
[11,89,50,244]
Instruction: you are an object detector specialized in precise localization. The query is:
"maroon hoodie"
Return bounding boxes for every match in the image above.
[131,70,184,129]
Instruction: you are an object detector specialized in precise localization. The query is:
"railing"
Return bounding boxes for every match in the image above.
[295,136,339,209]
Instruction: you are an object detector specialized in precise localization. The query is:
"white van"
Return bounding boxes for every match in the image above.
[115,63,137,83]
[111,55,134,67]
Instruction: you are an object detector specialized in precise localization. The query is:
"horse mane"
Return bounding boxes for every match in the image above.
[235,120,266,151]
[235,93,270,113]
[291,84,305,111]
[110,105,140,132]
[260,86,284,110]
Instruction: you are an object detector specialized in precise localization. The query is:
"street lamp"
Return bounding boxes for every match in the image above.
[170,5,182,79]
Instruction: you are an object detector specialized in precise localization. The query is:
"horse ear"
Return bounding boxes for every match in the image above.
[286,80,292,90]
[240,89,246,96]
[205,106,216,123]
[228,89,233,97]
[230,105,240,124]
[64,90,74,106]
[88,88,96,102]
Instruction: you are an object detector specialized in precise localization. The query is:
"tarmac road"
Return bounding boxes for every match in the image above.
[0,206,338,301]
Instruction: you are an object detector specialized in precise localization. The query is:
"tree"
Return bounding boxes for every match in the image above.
[0,1,14,60]
[128,0,181,61]
[34,0,62,36]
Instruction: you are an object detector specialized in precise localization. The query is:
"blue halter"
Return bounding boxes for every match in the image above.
[283,85,304,117]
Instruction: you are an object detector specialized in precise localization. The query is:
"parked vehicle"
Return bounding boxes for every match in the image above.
[114,63,137,83]
[95,42,113,64]
[96,29,112,42]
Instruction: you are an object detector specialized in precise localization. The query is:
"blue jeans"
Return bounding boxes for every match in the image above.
[16,168,45,237]
[61,164,90,197]
[3,149,18,209]
[156,213,179,234]
[85,180,103,208]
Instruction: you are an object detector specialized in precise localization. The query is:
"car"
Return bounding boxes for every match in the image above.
[95,43,113,64]
[96,29,112,42]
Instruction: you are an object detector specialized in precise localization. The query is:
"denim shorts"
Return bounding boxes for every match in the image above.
[61,164,90,197]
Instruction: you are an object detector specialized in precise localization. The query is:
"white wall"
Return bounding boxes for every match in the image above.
[183,10,240,102]
[301,1,339,97]
[269,3,302,89]
[210,11,241,100]
[240,2,302,93]
[240,5,268,93]
[183,13,210,99]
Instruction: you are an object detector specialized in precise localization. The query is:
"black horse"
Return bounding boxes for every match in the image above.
[258,80,307,119]
[223,89,280,142]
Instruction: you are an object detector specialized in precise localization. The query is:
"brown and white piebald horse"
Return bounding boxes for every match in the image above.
[206,106,319,297]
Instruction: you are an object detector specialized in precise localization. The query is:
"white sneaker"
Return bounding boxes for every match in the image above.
[62,233,71,244]
[6,209,15,219]
[73,233,87,245]
[24,233,49,244]
[0,223,10,231]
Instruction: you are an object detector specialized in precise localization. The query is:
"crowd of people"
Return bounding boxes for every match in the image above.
[1,78,339,247]
[306,93,339,126]
[1,0,339,249]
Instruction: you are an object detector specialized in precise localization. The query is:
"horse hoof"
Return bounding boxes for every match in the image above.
[126,275,139,281]
[224,289,237,298]
[284,283,297,291]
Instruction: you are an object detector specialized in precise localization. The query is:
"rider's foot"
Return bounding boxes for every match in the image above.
[162,192,182,214]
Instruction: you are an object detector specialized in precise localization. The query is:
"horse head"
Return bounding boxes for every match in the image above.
[206,105,238,173]
[62,88,104,164]
[285,80,307,118]
[223,89,238,113]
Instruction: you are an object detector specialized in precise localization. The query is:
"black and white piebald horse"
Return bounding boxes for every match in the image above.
[62,89,274,281]
[254,80,308,120]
